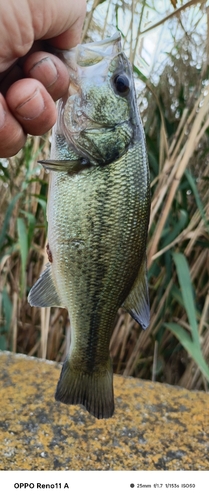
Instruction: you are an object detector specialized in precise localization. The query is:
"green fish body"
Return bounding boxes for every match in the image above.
[28,33,150,419]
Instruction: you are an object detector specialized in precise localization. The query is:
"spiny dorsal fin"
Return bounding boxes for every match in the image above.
[28,263,64,308]
[123,255,150,330]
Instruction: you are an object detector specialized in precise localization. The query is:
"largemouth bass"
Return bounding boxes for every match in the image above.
[28,33,150,419]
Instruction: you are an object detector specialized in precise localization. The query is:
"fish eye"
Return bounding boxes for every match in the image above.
[113,74,130,96]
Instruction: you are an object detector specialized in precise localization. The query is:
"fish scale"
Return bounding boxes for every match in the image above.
[28,33,150,419]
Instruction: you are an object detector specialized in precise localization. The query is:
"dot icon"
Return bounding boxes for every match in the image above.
[130,484,135,488]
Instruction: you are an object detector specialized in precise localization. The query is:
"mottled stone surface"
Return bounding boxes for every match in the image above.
[0,351,209,471]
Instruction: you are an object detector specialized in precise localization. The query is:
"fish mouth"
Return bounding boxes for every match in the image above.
[57,32,122,70]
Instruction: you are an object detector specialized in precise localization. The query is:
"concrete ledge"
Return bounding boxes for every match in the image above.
[0,351,209,470]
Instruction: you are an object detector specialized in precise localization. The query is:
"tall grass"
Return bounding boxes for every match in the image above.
[0,0,209,390]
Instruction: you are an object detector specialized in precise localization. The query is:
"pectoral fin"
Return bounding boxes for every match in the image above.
[28,263,64,308]
[39,159,90,174]
[123,256,150,329]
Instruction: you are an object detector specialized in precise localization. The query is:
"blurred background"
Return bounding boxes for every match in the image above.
[1,0,209,391]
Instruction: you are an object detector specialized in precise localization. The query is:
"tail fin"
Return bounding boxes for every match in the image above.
[55,358,114,419]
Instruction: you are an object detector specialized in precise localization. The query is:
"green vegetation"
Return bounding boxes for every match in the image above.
[0,0,208,391]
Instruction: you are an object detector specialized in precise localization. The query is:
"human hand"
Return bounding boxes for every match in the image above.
[0,0,86,157]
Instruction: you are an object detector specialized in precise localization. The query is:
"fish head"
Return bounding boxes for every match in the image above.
[55,33,140,165]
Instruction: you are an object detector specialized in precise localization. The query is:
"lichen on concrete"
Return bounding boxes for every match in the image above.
[0,351,209,470]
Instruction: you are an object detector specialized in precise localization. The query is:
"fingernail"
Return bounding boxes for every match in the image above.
[29,57,58,88]
[16,88,45,120]
[0,102,6,129]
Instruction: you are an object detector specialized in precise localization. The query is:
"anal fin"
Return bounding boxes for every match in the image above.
[28,263,64,308]
[123,255,150,329]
